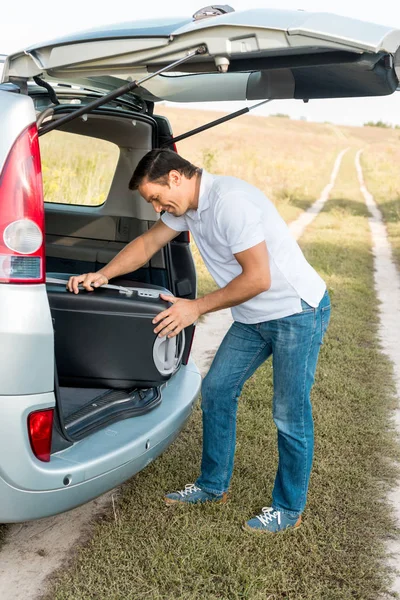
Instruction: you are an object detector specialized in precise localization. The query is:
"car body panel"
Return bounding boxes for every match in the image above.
[2,9,400,101]
[11,10,400,57]
[0,90,55,396]
[0,360,201,521]
[0,428,182,523]
[172,10,400,53]
[0,90,36,174]
[0,54,6,80]
[24,17,192,48]
[0,285,54,395]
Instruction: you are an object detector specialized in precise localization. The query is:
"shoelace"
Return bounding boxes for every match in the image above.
[256,507,281,527]
[178,484,201,498]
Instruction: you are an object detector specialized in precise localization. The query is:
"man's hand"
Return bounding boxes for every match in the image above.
[153,294,200,338]
[67,272,109,294]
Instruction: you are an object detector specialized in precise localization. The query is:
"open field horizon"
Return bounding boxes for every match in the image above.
[155,106,400,294]
[39,105,400,228]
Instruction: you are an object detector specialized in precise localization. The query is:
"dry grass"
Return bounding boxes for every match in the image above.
[45,140,400,600]
[39,130,119,206]
[156,108,400,296]
[157,107,347,224]
[156,107,359,297]
[360,142,400,271]
[191,240,218,297]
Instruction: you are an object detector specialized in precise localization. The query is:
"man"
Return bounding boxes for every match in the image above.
[67,148,331,533]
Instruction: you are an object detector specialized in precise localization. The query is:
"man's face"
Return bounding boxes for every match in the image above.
[138,170,190,217]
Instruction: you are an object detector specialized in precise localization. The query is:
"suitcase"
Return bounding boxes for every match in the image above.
[46,275,185,389]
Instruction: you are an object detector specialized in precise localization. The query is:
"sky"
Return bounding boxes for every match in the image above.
[1,0,400,127]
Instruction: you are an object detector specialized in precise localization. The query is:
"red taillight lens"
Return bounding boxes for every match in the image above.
[28,409,54,462]
[0,124,45,283]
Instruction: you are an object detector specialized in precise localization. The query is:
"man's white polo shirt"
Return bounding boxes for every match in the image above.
[161,169,326,324]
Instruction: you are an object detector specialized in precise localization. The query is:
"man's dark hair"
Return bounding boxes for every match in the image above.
[129,148,201,190]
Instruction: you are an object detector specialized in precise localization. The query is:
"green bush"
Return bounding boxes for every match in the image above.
[364,120,392,128]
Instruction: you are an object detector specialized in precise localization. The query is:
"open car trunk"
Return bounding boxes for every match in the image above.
[47,275,184,441]
[35,96,196,446]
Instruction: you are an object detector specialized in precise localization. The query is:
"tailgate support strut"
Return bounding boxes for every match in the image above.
[163,99,272,147]
[38,46,207,136]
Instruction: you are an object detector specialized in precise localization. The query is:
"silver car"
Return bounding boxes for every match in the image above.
[1,7,399,522]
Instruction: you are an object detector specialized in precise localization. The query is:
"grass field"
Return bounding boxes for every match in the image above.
[39,131,120,206]
[157,107,351,297]
[361,143,400,271]
[158,107,347,224]
[39,107,348,221]
[42,112,400,600]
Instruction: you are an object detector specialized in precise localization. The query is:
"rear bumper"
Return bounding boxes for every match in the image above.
[0,361,201,523]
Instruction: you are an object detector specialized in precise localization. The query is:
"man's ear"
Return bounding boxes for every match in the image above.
[169,169,182,187]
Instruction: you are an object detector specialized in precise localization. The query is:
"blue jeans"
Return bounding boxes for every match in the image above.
[196,290,331,516]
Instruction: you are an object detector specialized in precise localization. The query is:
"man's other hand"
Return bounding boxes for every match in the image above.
[67,272,109,294]
[153,294,200,338]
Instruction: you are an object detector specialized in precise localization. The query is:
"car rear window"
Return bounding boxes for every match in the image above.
[39,131,120,206]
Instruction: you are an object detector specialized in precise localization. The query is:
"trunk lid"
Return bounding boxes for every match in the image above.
[2,9,400,101]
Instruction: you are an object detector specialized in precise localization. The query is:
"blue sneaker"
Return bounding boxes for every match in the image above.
[243,507,302,533]
[164,484,228,505]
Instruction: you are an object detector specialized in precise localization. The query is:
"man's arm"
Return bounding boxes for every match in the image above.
[67,220,179,293]
[153,241,271,338]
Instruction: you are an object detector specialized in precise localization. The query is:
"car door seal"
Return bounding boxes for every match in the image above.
[33,75,60,105]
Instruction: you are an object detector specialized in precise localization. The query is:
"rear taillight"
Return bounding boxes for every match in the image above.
[0,124,45,283]
[28,409,54,462]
